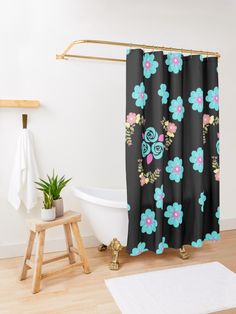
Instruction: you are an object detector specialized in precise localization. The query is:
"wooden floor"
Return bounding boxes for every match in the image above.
[0,230,236,314]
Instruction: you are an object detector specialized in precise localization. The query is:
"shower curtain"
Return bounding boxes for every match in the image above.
[126,50,219,256]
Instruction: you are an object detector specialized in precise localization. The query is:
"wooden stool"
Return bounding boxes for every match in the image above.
[19,210,91,293]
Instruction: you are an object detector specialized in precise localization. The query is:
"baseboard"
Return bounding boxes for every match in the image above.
[0,235,99,259]
[1,218,236,259]
[220,218,236,231]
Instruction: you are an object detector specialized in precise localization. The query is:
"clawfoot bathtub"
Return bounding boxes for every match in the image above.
[73,187,128,270]
[73,186,189,270]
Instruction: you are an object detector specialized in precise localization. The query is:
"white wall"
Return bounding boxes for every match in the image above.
[0,0,235,257]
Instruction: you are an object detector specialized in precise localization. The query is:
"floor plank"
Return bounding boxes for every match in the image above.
[0,230,235,314]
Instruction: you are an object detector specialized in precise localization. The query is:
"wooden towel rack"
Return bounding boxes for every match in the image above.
[0,100,40,108]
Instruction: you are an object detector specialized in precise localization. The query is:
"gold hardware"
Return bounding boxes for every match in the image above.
[56,39,221,63]
[22,114,28,129]
[179,245,190,259]
[108,238,123,270]
[98,244,108,252]
[61,54,125,63]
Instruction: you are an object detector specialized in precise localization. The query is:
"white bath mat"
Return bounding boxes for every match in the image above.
[105,262,236,314]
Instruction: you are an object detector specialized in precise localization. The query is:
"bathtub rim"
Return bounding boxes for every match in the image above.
[72,186,128,209]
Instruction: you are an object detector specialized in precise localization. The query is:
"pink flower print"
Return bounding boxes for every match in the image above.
[146,153,153,165]
[203,114,210,126]
[214,169,220,181]
[198,156,203,164]
[140,175,146,186]
[173,210,180,218]
[174,165,181,173]
[126,112,137,125]
[158,134,164,142]
[167,122,177,134]
[145,217,153,225]
[173,56,179,65]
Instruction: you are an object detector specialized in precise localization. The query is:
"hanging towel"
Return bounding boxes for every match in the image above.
[8,129,39,212]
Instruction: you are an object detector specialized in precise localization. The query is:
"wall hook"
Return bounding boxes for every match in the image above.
[22,114,28,129]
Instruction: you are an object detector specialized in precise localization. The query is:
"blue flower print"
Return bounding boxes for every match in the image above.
[126,48,131,56]
[127,204,131,211]
[199,55,204,62]
[142,141,151,158]
[206,87,219,111]
[140,208,158,234]
[169,96,185,122]
[216,139,220,155]
[144,127,158,143]
[154,185,165,209]
[156,237,168,254]
[165,157,184,183]
[130,242,148,256]
[191,239,203,248]
[205,231,220,241]
[152,142,164,160]
[157,84,169,104]
[198,192,206,212]
[142,127,164,161]
[189,147,204,173]
[143,53,159,79]
[215,207,220,224]
[165,53,183,74]
[188,88,204,113]
[132,82,148,109]
[164,202,183,228]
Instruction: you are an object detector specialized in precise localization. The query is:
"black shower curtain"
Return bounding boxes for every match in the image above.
[126,50,219,256]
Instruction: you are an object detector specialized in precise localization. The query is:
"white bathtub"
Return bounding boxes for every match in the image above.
[73,186,128,247]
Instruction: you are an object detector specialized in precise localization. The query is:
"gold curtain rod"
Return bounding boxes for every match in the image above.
[56,39,220,62]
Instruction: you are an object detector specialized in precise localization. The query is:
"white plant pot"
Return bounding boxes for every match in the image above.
[41,207,56,221]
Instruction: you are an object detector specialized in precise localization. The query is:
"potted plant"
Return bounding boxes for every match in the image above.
[35,171,71,218]
[41,192,56,221]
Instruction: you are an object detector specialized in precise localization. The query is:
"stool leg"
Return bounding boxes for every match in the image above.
[71,222,91,274]
[32,230,45,294]
[63,223,76,264]
[19,230,36,280]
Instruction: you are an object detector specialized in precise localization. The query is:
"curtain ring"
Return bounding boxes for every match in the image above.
[163,46,166,55]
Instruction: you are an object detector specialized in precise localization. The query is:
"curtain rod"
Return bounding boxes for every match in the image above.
[56,39,220,62]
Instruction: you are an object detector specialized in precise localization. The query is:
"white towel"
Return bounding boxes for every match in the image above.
[8,129,39,212]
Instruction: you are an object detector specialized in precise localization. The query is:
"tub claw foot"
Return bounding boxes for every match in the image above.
[109,238,123,271]
[98,244,108,252]
[179,246,190,260]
